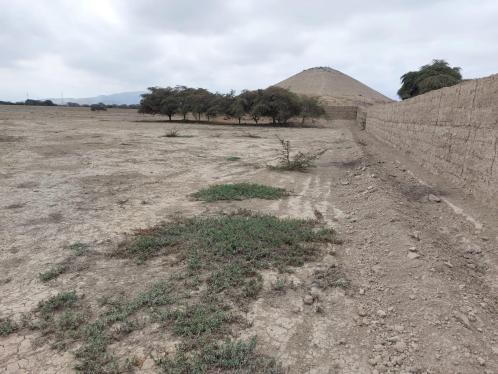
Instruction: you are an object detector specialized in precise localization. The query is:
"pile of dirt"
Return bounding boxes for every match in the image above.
[275,66,393,106]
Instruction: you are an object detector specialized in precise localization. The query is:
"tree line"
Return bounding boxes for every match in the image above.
[68,102,139,109]
[0,99,139,109]
[139,86,325,125]
[0,99,57,106]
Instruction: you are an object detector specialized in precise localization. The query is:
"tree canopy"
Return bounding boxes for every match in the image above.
[139,86,325,125]
[397,59,462,100]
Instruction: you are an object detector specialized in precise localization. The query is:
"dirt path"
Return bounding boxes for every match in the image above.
[1,107,497,373]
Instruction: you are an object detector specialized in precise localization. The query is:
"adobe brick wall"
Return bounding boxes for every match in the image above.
[366,74,498,202]
[324,105,358,120]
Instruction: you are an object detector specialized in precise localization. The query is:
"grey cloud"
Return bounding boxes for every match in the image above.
[1,0,497,101]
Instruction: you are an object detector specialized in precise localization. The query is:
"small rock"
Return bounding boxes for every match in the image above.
[409,231,421,241]
[358,306,368,317]
[377,309,387,318]
[310,287,321,301]
[387,335,400,343]
[454,311,472,329]
[291,306,301,313]
[444,261,453,268]
[407,252,420,260]
[465,244,482,255]
[340,180,350,185]
[359,288,365,295]
[394,341,407,353]
[314,303,323,313]
[369,355,382,366]
[322,255,338,267]
[142,358,156,370]
[409,246,418,252]
[303,295,314,305]
[477,357,486,366]
[409,294,416,300]
[428,194,442,203]
[311,280,321,289]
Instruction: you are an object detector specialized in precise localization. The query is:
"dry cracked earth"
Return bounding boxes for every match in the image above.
[1,106,498,373]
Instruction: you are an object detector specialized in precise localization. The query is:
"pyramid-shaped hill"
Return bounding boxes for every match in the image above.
[275,67,393,107]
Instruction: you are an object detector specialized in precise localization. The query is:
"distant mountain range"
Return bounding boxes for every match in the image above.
[49,91,145,105]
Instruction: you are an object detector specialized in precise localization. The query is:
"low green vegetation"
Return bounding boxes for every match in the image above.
[39,264,67,282]
[39,243,90,283]
[241,132,261,138]
[225,156,241,161]
[115,210,337,265]
[163,129,179,137]
[0,317,18,336]
[12,211,340,373]
[269,138,327,172]
[156,336,282,373]
[38,291,78,317]
[67,242,90,256]
[192,183,287,202]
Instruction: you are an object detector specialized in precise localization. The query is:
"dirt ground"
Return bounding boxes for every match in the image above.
[1,106,498,373]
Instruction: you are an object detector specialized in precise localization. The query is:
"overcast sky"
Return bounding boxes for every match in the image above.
[1,0,497,101]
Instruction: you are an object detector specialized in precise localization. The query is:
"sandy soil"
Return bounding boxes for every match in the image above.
[1,106,498,373]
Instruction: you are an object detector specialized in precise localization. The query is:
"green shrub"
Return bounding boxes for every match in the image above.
[39,265,67,282]
[38,291,78,317]
[0,318,18,336]
[269,138,327,171]
[192,183,287,202]
[67,242,89,256]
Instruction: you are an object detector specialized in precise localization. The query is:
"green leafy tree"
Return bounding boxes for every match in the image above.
[398,59,462,100]
[160,95,179,121]
[259,86,302,125]
[205,93,226,121]
[90,103,107,111]
[299,96,325,123]
[175,86,194,120]
[190,88,212,121]
[239,89,263,124]
[229,97,246,125]
[139,87,165,114]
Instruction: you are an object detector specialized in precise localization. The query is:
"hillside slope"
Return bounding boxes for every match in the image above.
[275,67,393,106]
